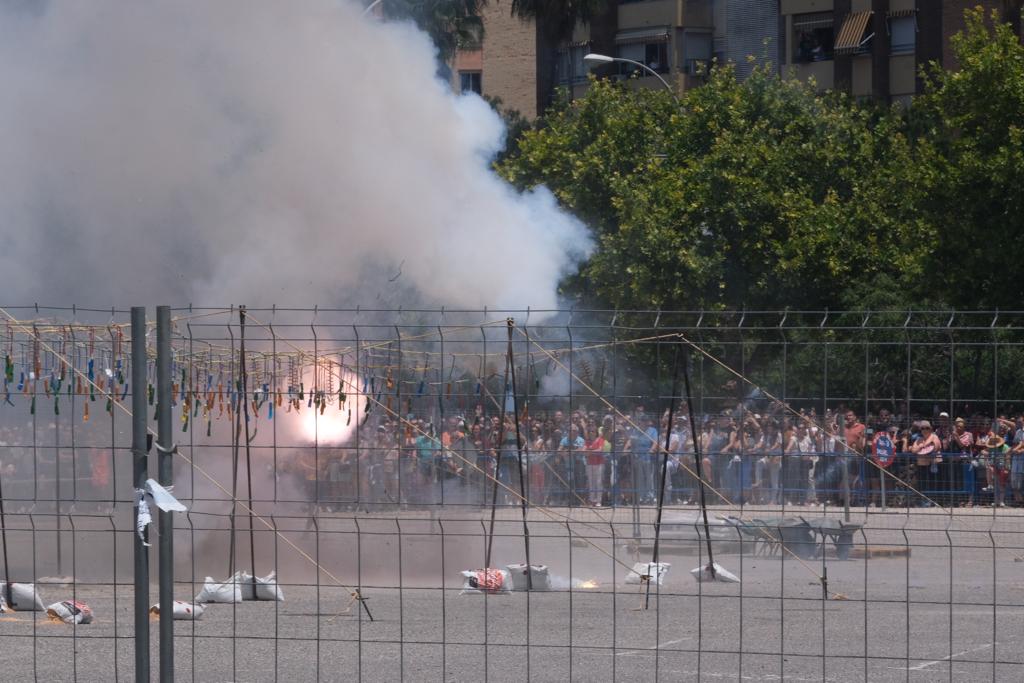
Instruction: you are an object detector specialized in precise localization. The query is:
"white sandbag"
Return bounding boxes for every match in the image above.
[505,564,551,591]
[150,600,205,620]
[46,600,94,624]
[690,562,741,583]
[230,570,285,602]
[459,568,511,594]
[624,562,671,586]
[194,576,242,604]
[0,582,47,611]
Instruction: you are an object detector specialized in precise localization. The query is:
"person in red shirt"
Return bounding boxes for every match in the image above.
[844,410,866,454]
[585,427,606,506]
[842,410,866,503]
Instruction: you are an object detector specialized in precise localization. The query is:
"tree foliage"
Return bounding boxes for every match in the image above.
[499,7,1024,314]
[483,95,531,164]
[508,0,606,41]
[914,8,1024,309]
[500,66,928,311]
[383,0,486,62]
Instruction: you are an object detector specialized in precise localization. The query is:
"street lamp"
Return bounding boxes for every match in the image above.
[583,53,679,102]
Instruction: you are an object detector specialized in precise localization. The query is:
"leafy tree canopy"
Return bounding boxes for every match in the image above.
[383,0,486,62]
[914,8,1024,310]
[499,8,1024,313]
[500,65,929,311]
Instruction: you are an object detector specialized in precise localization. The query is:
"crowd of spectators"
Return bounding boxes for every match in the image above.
[301,403,1024,510]
[4,402,1024,512]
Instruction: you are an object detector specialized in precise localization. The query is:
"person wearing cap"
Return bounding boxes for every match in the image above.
[910,421,942,507]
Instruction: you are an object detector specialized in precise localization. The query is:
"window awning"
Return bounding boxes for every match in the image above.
[793,17,833,30]
[887,8,917,18]
[614,27,671,45]
[835,11,873,54]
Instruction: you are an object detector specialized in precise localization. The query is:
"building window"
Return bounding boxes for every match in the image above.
[557,44,589,85]
[792,12,834,63]
[889,16,916,54]
[644,42,669,73]
[617,41,669,75]
[682,30,712,75]
[459,71,482,95]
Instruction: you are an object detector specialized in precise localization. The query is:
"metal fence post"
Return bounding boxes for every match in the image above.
[157,305,174,681]
[131,307,149,683]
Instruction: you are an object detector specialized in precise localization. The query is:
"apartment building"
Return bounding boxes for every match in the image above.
[780,0,1015,104]
[449,0,1019,115]
[449,1,728,114]
[450,3,540,117]
[558,1,728,98]
[552,1,785,103]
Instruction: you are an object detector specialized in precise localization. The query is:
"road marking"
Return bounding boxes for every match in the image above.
[904,642,996,671]
[665,669,827,681]
[613,637,690,657]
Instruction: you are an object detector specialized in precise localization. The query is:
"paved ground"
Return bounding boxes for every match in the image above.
[1,503,1023,681]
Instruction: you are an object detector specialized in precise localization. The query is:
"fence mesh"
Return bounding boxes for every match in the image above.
[0,306,1023,681]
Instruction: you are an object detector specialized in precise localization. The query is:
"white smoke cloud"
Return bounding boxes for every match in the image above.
[0,1,591,310]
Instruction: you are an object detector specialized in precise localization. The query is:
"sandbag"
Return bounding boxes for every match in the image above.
[459,568,511,594]
[0,582,47,611]
[194,576,242,604]
[230,570,285,602]
[46,600,94,624]
[690,562,741,583]
[150,600,205,620]
[624,562,671,586]
[505,564,550,591]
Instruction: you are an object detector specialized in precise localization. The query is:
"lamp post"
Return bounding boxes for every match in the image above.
[583,53,679,102]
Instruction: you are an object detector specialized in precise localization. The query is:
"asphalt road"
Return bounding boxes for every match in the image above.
[0,504,1022,681]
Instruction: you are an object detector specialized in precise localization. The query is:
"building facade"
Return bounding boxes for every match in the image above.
[559,1,721,99]
[449,0,1019,116]
[780,0,1016,104]
[450,3,540,117]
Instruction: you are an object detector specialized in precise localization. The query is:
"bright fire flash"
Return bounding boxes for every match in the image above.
[297,367,360,445]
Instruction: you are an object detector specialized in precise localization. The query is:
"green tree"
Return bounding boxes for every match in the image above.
[500,65,929,312]
[483,95,531,164]
[915,7,1024,309]
[383,0,486,62]
[509,0,609,112]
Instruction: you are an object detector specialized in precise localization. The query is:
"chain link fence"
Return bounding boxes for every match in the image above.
[0,306,1022,680]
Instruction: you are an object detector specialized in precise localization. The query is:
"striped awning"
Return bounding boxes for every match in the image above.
[614,26,671,45]
[834,11,873,54]
[887,8,917,18]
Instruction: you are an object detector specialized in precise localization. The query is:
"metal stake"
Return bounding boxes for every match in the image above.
[131,306,149,683]
[682,349,716,577]
[156,306,174,682]
[506,319,532,589]
[239,307,257,590]
[484,347,511,569]
[646,345,680,609]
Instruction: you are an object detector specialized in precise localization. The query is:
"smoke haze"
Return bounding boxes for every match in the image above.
[0,0,591,311]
